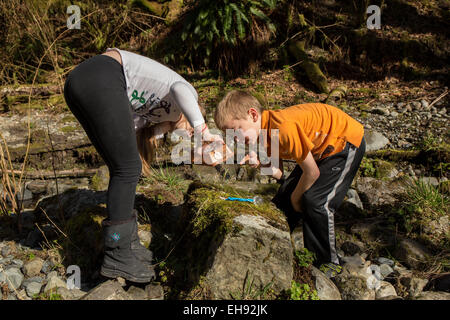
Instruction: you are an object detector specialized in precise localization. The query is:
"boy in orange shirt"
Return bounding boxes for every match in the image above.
[214,90,366,270]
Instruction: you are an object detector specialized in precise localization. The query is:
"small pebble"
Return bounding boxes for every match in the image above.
[377,257,395,266]
[380,264,394,278]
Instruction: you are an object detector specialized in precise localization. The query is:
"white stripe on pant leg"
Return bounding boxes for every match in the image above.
[324,145,357,264]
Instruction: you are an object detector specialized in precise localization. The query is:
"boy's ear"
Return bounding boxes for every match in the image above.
[248,107,259,122]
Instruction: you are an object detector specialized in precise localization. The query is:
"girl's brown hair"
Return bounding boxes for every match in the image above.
[136,105,206,178]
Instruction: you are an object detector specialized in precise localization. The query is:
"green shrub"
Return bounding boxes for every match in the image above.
[289,281,319,300]
[295,248,316,268]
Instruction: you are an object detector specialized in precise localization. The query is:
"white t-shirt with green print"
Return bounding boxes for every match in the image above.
[106,48,205,131]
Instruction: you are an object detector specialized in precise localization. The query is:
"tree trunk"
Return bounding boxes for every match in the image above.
[288,40,330,94]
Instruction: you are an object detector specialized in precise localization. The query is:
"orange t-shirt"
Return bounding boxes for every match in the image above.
[261,103,364,163]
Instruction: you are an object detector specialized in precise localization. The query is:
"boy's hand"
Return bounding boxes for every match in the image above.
[239,150,260,168]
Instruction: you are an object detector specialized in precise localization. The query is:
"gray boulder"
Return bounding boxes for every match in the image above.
[375,281,397,299]
[365,131,390,152]
[4,267,24,291]
[311,266,341,300]
[203,215,293,299]
[393,238,432,269]
[25,281,42,297]
[413,291,450,300]
[81,280,133,300]
[23,257,44,277]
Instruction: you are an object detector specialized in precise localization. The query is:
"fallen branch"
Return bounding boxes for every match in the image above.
[2,168,99,179]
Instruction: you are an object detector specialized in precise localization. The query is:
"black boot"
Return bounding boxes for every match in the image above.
[131,209,153,264]
[100,216,155,283]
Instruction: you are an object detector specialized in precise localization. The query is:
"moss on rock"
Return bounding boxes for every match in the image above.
[59,205,107,279]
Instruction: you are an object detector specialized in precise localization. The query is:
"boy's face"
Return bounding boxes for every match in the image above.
[222,108,261,144]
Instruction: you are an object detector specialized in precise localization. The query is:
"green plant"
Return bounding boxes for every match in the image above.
[289,281,319,300]
[295,248,316,268]
[359,157,376,177]
[146,165,183,189]
[230,270,274,300]
[166,0,277,73]
[405,177,449,217]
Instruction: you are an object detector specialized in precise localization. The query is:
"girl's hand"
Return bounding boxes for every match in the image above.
[194,123,224,144]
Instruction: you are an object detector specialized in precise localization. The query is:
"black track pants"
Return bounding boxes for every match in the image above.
[63,55,141,222]
[272,138,366,265]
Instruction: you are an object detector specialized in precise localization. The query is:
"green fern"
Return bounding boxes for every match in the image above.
[171,0,277,69]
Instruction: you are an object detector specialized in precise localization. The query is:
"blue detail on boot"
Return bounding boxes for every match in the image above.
[111,233,120,241]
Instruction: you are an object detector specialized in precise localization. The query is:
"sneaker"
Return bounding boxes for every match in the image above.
[319,262,343,279]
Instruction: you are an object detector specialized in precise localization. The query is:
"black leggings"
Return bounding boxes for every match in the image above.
[63,55,141,222]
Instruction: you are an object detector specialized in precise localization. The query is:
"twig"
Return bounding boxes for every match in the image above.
[428,90,448,109]
[39,207,68,239]
[270,61,304,76]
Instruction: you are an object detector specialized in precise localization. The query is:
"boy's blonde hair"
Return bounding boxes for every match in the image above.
[214,90,262,130]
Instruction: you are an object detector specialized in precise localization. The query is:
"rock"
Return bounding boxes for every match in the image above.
[11,259,24,269]
[411,101,421,110]
[400,276,428,298]
[137,227,152,248]
[365,131,390,152]
[44,276,67,293]
[423,215,449,242]
[341,241,365,256]
[372,106,390,116]
[379,264,394,278]
[24,229,43,248]
[4,267,24,291]
[340,188,364,216]
[375,281,397,299]
[17,288,31,300]
[203,214,293,299]
[26,180,49,195]
[356,177,404,208]
[1,245,12,257]
[127,286,148,300]
[89,165,109,191]
[418,177,439,187]
[56,287,86,300]
[41,260,52,274]
[81,280,133,300]
[420,99,429,109]
[34,188,107,221]
[15,187,33,202]
[413,291,450,300]
[377,295,403,300]
[390,111,399,118]
[0,270,6,283]
[291,225,305,252]
[46,270,58,280]
[341,254,365,267]
[311,266,341,300]
[25,281,42,297]
[393,238,432,269]
[334,272,376,300]
[179,183,293,299]
[377,257,395,267]
[22,276,44,287]
[145,284,165,300]
[425,274,450,292]
[23,257,44,277]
